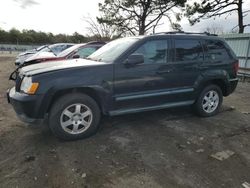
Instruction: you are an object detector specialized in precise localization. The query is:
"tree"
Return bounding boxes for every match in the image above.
[9,28,21,45]
[70,32,87,43]
[186,0,250,33]
[98,0,186,36]
[83,16,121,40]
[0,29,9,43]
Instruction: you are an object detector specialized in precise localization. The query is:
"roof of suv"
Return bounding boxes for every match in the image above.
[138,31,222,41]
[153,31,218,36]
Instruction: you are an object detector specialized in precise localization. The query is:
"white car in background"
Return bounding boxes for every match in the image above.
[15,43,74,66]
[21,41,106,66]
[15,45,47,65]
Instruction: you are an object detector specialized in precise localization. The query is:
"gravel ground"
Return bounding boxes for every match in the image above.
[0,54,250,188]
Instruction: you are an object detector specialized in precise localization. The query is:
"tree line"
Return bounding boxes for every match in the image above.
[0,28,103,45]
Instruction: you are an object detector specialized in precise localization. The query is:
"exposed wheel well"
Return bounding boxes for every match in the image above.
[47,88,103,114]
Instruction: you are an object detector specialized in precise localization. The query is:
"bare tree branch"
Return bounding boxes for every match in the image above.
[98,0,186,35]
[83,16,122,40]
[186,0,247,33]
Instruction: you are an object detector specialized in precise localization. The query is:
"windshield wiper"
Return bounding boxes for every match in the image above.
[84,57,97,61]
[84,57,103,62]
[47,46,56,56]
[85,57,93,60]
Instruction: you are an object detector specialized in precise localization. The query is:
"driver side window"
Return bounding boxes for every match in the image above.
[132,40,168,64]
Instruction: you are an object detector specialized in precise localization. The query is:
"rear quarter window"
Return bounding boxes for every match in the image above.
[205,40,231,62]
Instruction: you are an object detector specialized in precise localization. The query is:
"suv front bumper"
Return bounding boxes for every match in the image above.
[7,87,46,125]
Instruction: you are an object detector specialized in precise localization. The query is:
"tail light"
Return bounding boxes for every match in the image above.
[233,60,239,75]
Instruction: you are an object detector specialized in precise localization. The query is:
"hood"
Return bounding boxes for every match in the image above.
[19,49,37,55]
[18,49,36,57]
[25,51,56,62]
[16,53,35,64]
[20,58,107,76]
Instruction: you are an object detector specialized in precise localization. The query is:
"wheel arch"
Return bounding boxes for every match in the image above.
[45,87,107,115]
[200,79,228,96]
[194,72,231,97]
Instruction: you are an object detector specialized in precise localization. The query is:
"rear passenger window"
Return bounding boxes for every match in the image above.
[175,39,203,62]
[132,40,168,64]
[205,40,230,61]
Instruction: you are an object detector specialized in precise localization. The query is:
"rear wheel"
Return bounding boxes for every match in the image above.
[194,85,223,117]
[49,93,101,140]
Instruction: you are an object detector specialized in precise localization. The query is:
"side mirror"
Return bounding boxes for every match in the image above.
[124,54,144,67]
[72,54,80,59]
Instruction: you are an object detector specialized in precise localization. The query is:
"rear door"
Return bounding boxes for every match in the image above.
[202,39,234,75]
[171,38,204,89]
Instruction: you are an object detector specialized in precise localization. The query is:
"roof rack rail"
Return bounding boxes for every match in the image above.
[154,31,217,36]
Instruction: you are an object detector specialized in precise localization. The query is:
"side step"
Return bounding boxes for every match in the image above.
[109,100,194,116]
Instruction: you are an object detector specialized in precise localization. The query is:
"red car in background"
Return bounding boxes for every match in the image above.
[22,41,106,66]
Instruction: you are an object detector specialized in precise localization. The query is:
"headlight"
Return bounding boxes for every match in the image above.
[20,76,39,94]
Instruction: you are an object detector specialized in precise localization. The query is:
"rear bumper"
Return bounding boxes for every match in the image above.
[228,78,238,94]
[7,87,46,125]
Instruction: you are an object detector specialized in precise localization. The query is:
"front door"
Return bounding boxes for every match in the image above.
[113,39,177,111]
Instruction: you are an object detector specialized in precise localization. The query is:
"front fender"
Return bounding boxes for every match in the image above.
[37,84,113,118]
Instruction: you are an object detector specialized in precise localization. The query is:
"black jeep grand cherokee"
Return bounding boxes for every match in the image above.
[7,32,239,140]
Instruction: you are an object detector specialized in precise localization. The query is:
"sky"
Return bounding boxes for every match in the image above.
[0,0,250,35]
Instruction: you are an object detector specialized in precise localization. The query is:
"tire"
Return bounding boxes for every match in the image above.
[194,84,223,117]
[49,93,101,141]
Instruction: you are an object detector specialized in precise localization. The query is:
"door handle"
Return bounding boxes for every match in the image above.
[156,69,172,74]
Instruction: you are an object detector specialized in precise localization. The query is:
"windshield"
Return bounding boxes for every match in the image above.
[40,44,73,55]
[40,45,53,53]
[88,37,139,62]
[57,44,84,57]
[36,45,47,51]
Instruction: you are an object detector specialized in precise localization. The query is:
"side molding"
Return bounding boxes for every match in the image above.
[109,100,194,116]
[115,88,194,102]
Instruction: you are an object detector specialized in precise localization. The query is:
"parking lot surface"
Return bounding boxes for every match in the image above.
[0,54,250,188]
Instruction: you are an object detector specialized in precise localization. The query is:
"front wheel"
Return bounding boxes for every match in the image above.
[194,85,223,117]
[49,93,101,140]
